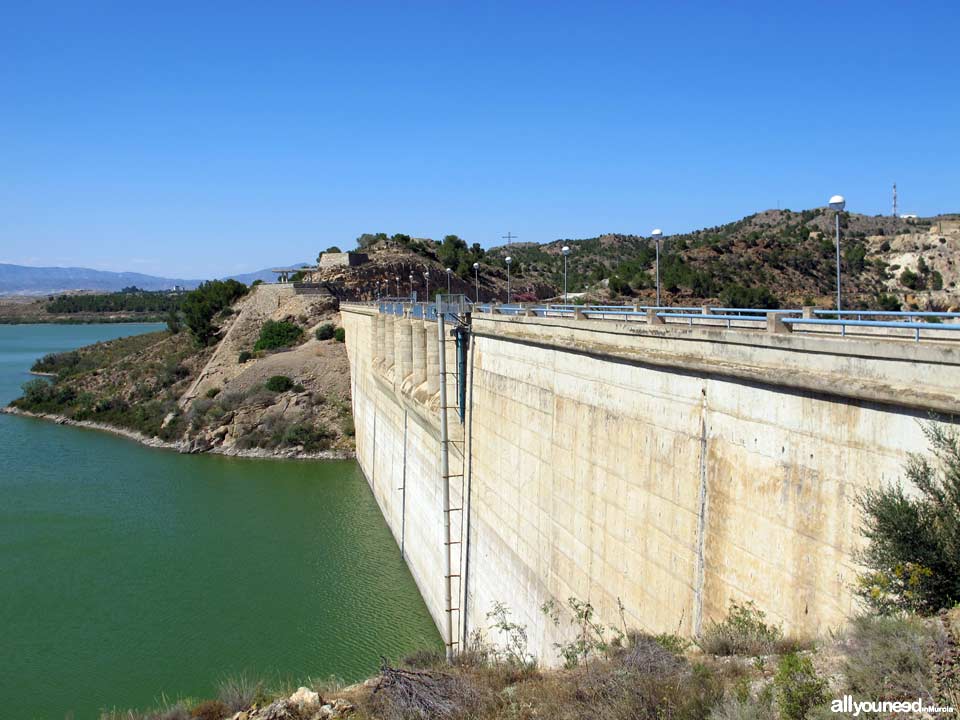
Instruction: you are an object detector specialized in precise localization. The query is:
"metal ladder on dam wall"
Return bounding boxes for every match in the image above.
[436,297,471,660]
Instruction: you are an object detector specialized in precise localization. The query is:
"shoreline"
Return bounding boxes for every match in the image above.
[0,316,169,325]
[1,406,356,461]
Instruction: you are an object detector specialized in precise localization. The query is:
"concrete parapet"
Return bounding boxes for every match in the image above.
[766,312,791,334]
[802,306,816,319]
[647,308,664,325]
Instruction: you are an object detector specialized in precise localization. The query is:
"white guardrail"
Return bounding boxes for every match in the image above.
[366,300,960,344]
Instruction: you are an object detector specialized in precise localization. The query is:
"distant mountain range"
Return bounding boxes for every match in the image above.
[0,262,312,296]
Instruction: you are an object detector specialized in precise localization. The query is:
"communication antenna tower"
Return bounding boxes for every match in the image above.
[892,182,898,218]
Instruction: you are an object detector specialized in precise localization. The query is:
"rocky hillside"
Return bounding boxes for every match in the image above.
[483,210,960,308]
[6,283,354,458]
[330,211,960,309]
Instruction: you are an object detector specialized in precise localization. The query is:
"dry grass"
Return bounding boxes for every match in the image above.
[840,613,942,702]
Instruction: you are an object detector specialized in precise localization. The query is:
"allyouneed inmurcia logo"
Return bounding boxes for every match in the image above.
[831,695,955,716]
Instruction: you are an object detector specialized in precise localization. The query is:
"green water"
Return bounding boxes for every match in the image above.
[0,324,440,719]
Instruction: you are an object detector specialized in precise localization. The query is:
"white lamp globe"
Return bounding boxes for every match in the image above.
[828,195,846,211]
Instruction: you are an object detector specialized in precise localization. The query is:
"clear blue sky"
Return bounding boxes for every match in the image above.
[2,1,957,278]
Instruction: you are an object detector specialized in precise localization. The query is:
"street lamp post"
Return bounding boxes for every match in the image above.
[423,270,430,302]
[829,195,846,311]
[445,267,452,295]
[651,229,663,307]
[395,276,400,297]
[473,262,480,302]
[409,273,414,299]
[561,246,571,304]
[505,256,513,304]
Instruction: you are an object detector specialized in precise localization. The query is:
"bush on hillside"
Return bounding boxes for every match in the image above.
[31,350,81,376]
[719,284,780,309]
[181,279,248,344]
[699,601,783,656]
[315,323,335,340]
[900,268,921,290]
[264,375,295,393]
[774,653,828,720]
[856,421,960,613]
[282,421,333,451]
[253,320,303,351]
[875,293,901,312]
[19,377,56,406]
[238,350,252,363]
[334,327,346,342]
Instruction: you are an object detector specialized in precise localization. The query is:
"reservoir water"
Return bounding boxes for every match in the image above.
[0,324,441,719]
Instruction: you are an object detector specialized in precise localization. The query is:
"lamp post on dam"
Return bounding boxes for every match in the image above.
[829,194,846,311]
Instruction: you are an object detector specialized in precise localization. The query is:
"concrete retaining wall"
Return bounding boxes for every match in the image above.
[341,304,960,664]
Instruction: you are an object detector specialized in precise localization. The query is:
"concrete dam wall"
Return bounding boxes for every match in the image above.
[340,303,960,663]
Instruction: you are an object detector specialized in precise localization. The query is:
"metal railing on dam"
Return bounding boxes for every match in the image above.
[366,299,960,344]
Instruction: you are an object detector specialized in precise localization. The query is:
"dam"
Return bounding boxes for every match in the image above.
[340,301,960,663]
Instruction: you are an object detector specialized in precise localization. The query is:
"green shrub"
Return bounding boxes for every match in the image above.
[699,600,782,656]
[608,275,632,295]
[653,632,692,655]
[900,267,921,290]
[205,387,221,398]
[20,377,55,406]
[238,350,252,363]
[856,421,960,613]
[315,323,335,341]
[875,293,901,311]
[541,597,625,668]
[340,415,355,437]
[181,279,248,344]
[264,375,295,393]
[333,327,346,342]
[719,284,780,309]
[253,320,303,351]
[166,310,182,334]
[282,421,333,451]
[774,653,828,720]
[31,350,82,376]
